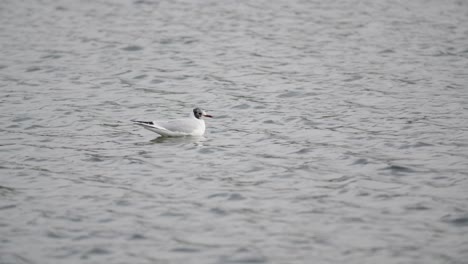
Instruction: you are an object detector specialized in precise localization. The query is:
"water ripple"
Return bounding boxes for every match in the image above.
[0,0,467,263]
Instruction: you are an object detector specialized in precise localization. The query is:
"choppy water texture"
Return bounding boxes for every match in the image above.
[1,0,468,263]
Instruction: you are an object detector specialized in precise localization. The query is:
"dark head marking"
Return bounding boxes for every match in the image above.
[193,108,203,119]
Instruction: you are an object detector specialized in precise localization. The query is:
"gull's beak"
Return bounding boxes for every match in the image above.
[203,114,213,118]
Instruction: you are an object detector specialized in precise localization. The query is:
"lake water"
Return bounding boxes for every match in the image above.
[1,0,467,263]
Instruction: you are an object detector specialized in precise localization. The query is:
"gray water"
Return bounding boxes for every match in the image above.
[1,0,468,263]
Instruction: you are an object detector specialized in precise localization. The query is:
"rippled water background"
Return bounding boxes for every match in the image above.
[1,0,468,263]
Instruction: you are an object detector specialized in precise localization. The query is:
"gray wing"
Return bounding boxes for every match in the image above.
[155,119,199,134]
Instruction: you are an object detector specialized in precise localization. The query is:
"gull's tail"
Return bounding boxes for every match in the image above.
[132,120,154,125]
[131,120,173,137]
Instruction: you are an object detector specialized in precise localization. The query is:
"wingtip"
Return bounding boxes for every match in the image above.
[132,120,154,125]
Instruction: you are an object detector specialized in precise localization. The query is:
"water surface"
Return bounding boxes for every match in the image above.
[1,0,467,263]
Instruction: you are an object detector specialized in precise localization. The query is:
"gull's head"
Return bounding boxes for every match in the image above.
[193,108,213,119]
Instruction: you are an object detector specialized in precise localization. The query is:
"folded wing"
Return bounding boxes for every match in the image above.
[132,119,201,136]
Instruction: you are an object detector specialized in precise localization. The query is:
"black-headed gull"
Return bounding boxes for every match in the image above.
[132,108,213,137]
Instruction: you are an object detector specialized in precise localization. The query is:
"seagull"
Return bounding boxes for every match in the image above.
[132,108,213,137]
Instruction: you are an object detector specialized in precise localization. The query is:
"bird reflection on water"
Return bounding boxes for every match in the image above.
[150,135,207,146]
